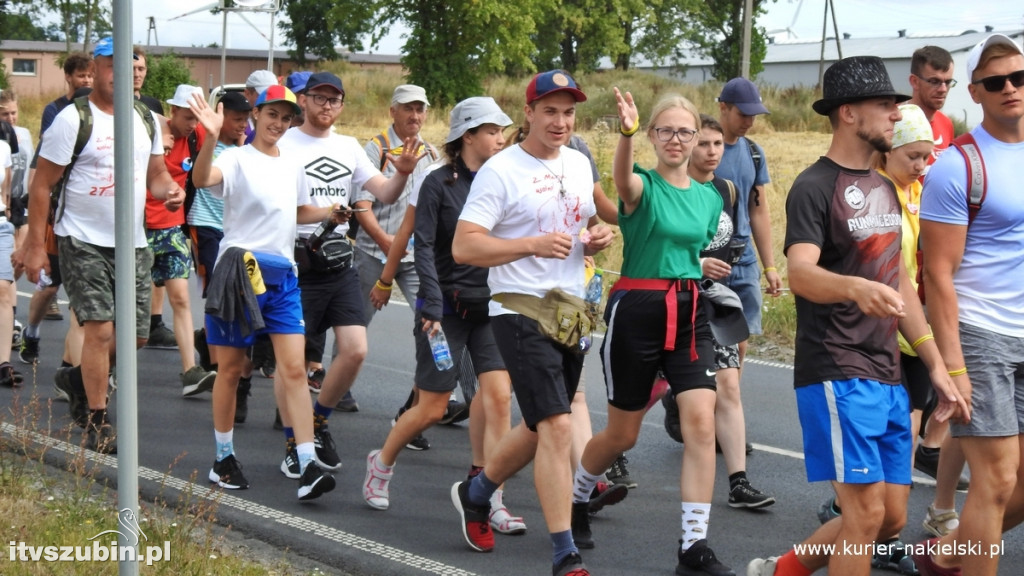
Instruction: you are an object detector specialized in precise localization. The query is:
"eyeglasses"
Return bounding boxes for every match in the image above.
[972,70,1024,93]
[653,127,697,143]
[915,75,957,89]
[308,93,344,108]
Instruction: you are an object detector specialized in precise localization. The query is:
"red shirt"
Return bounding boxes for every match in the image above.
[146,123,206,229]
[923,110,954,179]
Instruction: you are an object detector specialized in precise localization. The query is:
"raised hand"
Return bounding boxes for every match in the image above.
[613,87,640,135]
[187,92,223,137]
[387,136,427,175]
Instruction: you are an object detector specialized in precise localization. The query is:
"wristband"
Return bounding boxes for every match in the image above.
[763,266,777,273]
[620,121,640,137]
[910,333,934,351]
[947,367,967,377]
[375,279,393,291]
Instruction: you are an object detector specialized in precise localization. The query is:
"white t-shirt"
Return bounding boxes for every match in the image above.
[278,128,380,238]
[920,125,1024,336]
[0,140,12,213]
[459,144,596,315]
[40,101,162,247]
[209,144,312,265]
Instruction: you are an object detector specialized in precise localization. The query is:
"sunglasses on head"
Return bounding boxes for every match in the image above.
[972,70,1024,92]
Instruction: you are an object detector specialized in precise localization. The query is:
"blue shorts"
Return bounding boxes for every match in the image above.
[724,260,762,335]
[796,378,912,485]
[205,257,305,348]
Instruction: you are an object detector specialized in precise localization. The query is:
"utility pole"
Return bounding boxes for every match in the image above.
[741,0,754,78]
[146,16,158,46]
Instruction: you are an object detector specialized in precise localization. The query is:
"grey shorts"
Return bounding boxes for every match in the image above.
[951,322,1024,438]
[58,235,153,336]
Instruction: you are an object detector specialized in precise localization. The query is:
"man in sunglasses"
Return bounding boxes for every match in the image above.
[908,46,956,173]
[915,33,1024,576]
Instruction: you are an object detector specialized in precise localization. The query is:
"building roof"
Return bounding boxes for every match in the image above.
[0,39,401,65]
[765,29,1023,63]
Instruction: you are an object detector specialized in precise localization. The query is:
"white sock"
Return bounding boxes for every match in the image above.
[681,502,711,550]
[572,464,601,504]
[296,441,316,472]
[214,429,234,461]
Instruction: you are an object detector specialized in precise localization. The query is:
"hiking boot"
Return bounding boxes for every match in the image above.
[553,552,590,576]
[571,501,594,549]
[746,557,779,576]
[676,539,735,576]
[281,440,301,479]
[488,489,526,535]
[728,479,776,509]
[872,539,919,575]
[450,480,493,552]
[313,418,342,471]
[606,453,637,489]
[335,390,359,412]
[54,367,88,428]
[146,323,178,349]
[45,298,63,321]
[588,481,628,514]
[181,365,216,397]
[306,367,325,393]
[922,505,960,538]
[911,538,961,576]
[817,496,841,524]
[19,335,40,365]
[297,461,336,501]
[209,454,249,489]
[392,408,430,450]
[439,398,470,425]
[194,328,214,371]
[11,320,22,349]
[663,390,683,443]
[914,445,969,490]
[363,450,393,510]
[85,421,117,455]
[235,377,251,424]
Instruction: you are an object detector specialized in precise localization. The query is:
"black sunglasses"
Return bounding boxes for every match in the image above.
[972,70,1024,92]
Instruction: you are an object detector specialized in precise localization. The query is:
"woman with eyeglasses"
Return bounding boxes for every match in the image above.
[570,90,733,576]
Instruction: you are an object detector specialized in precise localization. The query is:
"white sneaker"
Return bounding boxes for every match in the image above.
[488,489,526,535]
[747,557,779,576]
[363,450,392,510]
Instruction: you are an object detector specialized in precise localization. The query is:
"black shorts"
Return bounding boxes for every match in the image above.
[900,352,933,412]
[600,289,716,411]
[192,225,223,297]
[300,265,366,362]
[414,311,504,393]
[48,252,63,288]
[491,313,584,430]
[9,194,27,228]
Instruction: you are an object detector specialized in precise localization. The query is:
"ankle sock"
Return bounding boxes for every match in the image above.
[551,529,577,566]
[468,471,499,507]
[214,429,234,461]
[571,464,601,503]
[283,427,294,441]
[680,502,711,550]
[313,401,333,421]
[296,442,315,472]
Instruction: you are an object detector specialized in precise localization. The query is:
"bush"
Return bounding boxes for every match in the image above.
[141,51,196,114]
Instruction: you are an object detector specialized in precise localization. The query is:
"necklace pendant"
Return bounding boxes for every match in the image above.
[907,202,918,215]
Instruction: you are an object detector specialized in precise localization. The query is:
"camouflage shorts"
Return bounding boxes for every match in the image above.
[146,226,192,285]
[57,235,153,336]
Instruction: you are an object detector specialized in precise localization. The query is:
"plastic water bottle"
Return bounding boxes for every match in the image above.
[428,327,454,371]
[37,270,52,289]
[585,270,603,310]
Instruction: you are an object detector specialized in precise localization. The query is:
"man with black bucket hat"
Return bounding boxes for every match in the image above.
[746,55,967,576]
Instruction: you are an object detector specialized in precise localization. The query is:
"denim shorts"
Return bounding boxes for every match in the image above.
[724,259,763,335]
[952,322,1024,438]
[0,221,14,282]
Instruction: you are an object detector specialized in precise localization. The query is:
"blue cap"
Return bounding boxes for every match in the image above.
[304,72,345,96]
[93,36,138,60]
[285,71,312,94]
[526,70,586,104]
[717,78,769,115]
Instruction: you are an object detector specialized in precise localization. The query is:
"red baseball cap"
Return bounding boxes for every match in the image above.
[526,70,587,104]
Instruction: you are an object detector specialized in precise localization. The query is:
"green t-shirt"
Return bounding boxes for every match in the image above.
[619,164,722,280]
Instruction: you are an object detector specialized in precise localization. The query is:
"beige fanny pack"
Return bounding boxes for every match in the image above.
[493,290,594,354]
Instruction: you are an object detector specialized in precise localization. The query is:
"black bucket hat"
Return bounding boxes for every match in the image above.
[812,56,910,116]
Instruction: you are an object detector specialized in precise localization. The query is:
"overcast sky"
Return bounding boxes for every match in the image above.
[134,0,1024,55]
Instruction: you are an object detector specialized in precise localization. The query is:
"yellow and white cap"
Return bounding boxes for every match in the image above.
[892,104,934,150]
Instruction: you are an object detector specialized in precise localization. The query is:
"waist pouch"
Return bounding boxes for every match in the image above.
[295,237,354,274]
[445,287,491,323]
[493,289,594,354]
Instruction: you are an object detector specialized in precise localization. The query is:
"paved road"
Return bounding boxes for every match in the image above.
[2,278,1021,575]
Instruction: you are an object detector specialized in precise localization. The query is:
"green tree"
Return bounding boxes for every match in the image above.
[278,0,376,63]
[0,1,54,41]
[677,0,775,80]
[141,51,195,109]
[532,0,629,73]
[40,0,112,52]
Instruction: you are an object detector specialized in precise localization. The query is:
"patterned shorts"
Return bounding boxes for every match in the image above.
[146,226,192,285]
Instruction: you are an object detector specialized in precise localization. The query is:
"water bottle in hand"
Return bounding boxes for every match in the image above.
[428,326,454,371]
[585,270,603,311]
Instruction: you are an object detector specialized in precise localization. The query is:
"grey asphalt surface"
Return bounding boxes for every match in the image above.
[2,277,1022,575]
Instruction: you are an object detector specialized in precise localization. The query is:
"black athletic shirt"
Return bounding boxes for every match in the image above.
[785,157,902,388]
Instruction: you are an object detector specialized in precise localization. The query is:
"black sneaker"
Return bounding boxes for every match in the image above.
[235,377,251,424]
[676,539,735,576]
[55,367,88,428]
[280,441,301,479]
[439,398,470,425]
[194,328,214,371]
[571,501,594,549]
[335,390,360,412]
[728,479,776,509]
[307,368,325,393]
[146,323,178,349]
[298,461,336,501]
[85,421,117,455]
[314,419,342,471]
[872,539,919,575]
[606,453,637,489]
[662,391,683,443]
[19,335,40,365]
[209,454,249,489]
[392,408,430,450]
[553,552,590,576]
